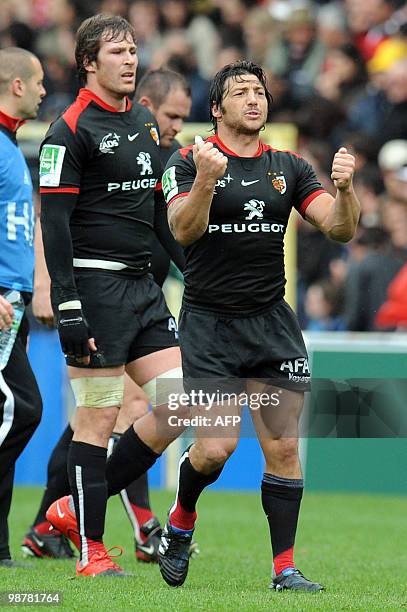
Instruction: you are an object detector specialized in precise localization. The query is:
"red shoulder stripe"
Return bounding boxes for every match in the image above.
[298,189,327,217]
[40,187,80,194]
[62,96,92,134]
[179,144,194,159]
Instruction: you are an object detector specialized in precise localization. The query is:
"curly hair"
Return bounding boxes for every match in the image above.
[209,60,272,131]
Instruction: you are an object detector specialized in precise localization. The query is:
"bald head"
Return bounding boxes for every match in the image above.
[0,48,39,95]
[0,47,45,120]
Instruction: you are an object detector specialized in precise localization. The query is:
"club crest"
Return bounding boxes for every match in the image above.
[272,175,287,194]
[149,127,160,145]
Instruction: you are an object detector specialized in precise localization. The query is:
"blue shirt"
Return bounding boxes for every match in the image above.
[0,117,35,293]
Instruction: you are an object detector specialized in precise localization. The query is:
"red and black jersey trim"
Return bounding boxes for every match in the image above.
[39,187,80,194]
[62,88,132,134]
[179,144,194,159]
[0,110,25,133]
[207,135,272,158]
[298,189,327,217]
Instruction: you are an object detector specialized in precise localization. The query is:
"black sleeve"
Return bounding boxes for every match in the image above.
[40,192,78,306]
[154,189,185,273]
[291,154,326,217]
[38,117,90,307]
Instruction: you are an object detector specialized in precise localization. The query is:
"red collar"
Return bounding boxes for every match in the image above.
[0,110,26,132]
[78,88,132,112]
[209,134,264,158]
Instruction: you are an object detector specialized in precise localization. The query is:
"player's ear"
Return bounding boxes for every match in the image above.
[11,77,24,98]
[212,102,222,120]
[83,56,96,75]
[138,95,155,114]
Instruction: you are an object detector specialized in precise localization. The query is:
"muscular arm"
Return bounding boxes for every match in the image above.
[305,189,360,243]
[40,192,78,306]
[304,147,360,243]
[167,141,228,247]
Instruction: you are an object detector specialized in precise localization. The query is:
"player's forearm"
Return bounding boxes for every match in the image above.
[170,174,215,246]
[323,187,360,243]
[40,195,78,305]
[33,218,51,293]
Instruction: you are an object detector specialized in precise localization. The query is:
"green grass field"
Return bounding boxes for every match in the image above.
[2,488,407,610]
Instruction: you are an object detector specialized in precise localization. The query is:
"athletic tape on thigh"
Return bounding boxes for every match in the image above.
[142,367,183,407]
[70,376,125,408]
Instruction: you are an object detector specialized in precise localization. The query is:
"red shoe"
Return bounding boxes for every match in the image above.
[76,546,129,577]
[46,496,80,551]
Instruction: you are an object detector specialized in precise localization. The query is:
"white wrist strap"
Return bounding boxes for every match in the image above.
[58,300,82,311]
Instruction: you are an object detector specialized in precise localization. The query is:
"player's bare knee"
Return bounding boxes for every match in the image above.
[271,437,299,465]
[201,441,236,471]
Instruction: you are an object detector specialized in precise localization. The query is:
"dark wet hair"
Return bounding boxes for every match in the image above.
[209,60,272,130]
[136,68,191,108]
[75,14,136,84]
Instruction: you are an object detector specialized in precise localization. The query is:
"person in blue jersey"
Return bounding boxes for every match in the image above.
[0,47,46,568]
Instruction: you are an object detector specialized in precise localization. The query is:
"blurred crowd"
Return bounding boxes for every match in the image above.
[1,0,407,332]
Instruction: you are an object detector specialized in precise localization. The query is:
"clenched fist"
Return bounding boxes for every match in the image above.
[193,136,228,182]
[331,147,355,191]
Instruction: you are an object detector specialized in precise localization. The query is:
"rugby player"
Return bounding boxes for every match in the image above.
[22,69,192,563]
[0,48,45,567]
[157,60,360,591]
[39,15,190,577]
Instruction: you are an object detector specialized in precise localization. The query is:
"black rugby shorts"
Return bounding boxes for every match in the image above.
[66,270,178,368]
[179,299,310,393]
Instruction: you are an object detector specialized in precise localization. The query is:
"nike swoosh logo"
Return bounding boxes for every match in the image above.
[241,179,260,186]
[56,501,65,519]
[128,133,139,141]
[138,544,155,555]
[32,534,44,548]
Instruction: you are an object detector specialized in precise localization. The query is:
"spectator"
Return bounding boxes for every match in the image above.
[128,0,162,76]
[266,5,325,103]
[243,7,277,66]
[305,280,345,331]
[352,164,384,227]
[379,57,407,142]
[347,37,407,137]
[343,226,404,330]
[378,139,407,203]
[375,262,407,329]
[158,0,219,78]
[316,43,368,109]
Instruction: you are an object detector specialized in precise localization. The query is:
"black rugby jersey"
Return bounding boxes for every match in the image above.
[163,134,326,312]
[39,88,162,268]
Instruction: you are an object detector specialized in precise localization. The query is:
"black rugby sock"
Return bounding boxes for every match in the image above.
[169,447,223,531]
[106,426,160,497]
[33,424,73,527]
[261,473,303,575]
[68,441,107,561]
[108,432,154,538]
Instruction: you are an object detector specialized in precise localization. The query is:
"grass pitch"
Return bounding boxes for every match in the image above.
[2,488,407,610]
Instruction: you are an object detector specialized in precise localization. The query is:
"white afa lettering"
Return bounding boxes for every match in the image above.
[168,317,178,339]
